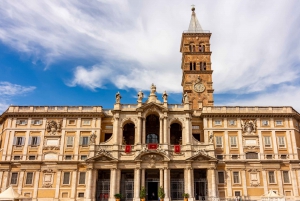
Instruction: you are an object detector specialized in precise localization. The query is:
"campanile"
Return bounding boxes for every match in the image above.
[180,6,214,109]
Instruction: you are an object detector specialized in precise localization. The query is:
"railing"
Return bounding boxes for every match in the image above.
[202,106,293,113]
[121,104,137,109]
[168,104,184,109]
[8,106,103,113]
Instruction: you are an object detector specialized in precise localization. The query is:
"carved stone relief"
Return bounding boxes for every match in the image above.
[241,119,257,134]
[46,120,62,135]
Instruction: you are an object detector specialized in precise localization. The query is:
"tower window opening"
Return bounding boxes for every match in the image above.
[193,62,196,70]
[189,44,195,52]
[201,62,206,71]
[204,62,206,70]
[190,62,193,70]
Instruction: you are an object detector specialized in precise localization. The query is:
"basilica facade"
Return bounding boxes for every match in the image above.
[0,7,300,201]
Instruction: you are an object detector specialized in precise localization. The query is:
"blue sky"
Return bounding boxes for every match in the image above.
[0,0,300,113]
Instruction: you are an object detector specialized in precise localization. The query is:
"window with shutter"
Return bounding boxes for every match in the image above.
[79,172,86,184]
[278,136,285,148]
[230,136,237,148]
[233,172,240,183]
[63,172,70,184]
[216,136,222,148]
[264,136,271,147]
[283,171,290,183]
[66,137,74,147]
[26,172,33,184]
[268,171,275,183]
[81,137,89,147]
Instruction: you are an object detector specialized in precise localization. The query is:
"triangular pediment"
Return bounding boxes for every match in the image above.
[86,150,118,162]
[186,149,217,161]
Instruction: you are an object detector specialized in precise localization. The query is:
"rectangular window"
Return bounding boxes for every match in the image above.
[269,171,275,183]
[192,125,200,129]
[78,193,84,198]
[63,172,70,184]
[13,137,25,146]
[29,155,36,160]
[16,119,27,125]
[266,155,273,159]
[229,120,235,126]
[231,155,238,159]
[262,120,269,126]
[79,172,86,184]
[234,191,241,196]
[283,171,290,183]
[66,136,74,147]
[281,155,287,159]
[68,119,76,125]
[218,172,225,184]
[31,120,42,125]
[65,155,72,160]
[214,120,222,125]
[29,136,40,146]
[82,120,91,125]
[80,155,87,160]
[13,155,21,160]
[26,172,33,185]
[216,136,223,148]
[80,137,89,147]
[11,173,18,184]
[264,136,271,147]
[278,136,285,148]
[230,136,237,148]
[216,155,223,160]
[233,172,240,184]
[275,120,283,125]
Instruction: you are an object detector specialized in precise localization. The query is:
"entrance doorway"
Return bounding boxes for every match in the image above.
[96,170,110,201]
[120,170,134,201]
[194,169,207,200]
[170,169,184,200]
[147,182,158,201]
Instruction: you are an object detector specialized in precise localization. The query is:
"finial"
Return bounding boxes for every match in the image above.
[191,5,195,12]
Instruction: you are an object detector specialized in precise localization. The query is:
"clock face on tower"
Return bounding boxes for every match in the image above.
[194,83,205,93]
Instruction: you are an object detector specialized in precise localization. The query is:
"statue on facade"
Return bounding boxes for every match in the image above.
[115,92,121,103]
[184,92,189,104]
[162,91,168,102]
[90,133,97,144]
[150,84,156,95]
[241,119,256,134]
[209,131,214,143]
[137,90,144,102]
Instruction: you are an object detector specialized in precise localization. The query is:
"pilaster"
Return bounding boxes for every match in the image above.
[134,168,141,201]
[163,168,170,201]
[33,170,41,201]
[55,170,62,200]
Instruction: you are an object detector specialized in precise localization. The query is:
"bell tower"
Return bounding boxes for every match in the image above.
[180,6,214,109]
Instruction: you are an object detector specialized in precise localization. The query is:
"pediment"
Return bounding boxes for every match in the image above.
[137,102,167,114]
[134,148,170,161]
[186,149,217,161]
[86,149,118,162]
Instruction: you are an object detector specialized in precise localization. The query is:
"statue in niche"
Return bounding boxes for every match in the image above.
[90,133,97,144]
[241,119,257,134]
[184,92,189,104]
[162,91,168,102]
[209,131,214,143]
[115,92,121,103]
[137,90,144,102]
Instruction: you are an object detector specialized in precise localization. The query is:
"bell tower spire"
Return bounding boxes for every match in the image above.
[180,6,214,109]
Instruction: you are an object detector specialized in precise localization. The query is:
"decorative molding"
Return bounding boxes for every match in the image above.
[43,146,60,150]
[42,183,52,188]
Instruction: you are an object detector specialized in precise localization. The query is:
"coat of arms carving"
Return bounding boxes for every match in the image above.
[46,120,62,135]
[241,119,256,134]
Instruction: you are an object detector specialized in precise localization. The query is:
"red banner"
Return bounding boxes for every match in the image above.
[125,145,131,153]
[148,143,158,150]
[174,145,181,153]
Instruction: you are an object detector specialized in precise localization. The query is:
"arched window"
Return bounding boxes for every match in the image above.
[123,123,135,145]
[170,123,182,145]
[146,114,159,144]
[199,43,205,52]
[189,44,195,52]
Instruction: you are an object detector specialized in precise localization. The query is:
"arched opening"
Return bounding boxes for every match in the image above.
[193,62,196,70]
[189,44,195,52]
[146,114,159,144]
[170,123,182,145]
[123,123,135,145]
[200,62,206,71]
[199,44,205,52]
[190,62,193,70]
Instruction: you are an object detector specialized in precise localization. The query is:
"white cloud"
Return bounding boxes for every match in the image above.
[0,82,36,113]
[0,1,300,101]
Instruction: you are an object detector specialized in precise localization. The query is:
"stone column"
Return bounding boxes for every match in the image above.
[38,118,47,160]
[163,116,168,144]
[18,171,24,194]
[226,170,232,197]
[71,171,77,199]
[163,168,170,201]
[286,130,293,159]
[137,116,142,144]
[113,114,120,145]
[141,169,145,188]
[277,170,283,195]
[116,169,121,196]
[291,169,299,196]
[237,130,243,159]
[159,118,163,144]
[207,168,216,198]
[271,131,278,159]
[142,118,146,144]
[134,168,141,201]
[22,131,30,160]
[224,131,229,160]
[33,170,41,201]
[185,115,191,145]
[1,171,9,192]
[55,170,62,200]
[109,169,117,201]
[160,169,163,187]
[261,170,268,195]
[241,170,247,197]
[258,130,264,159]
[185,167,194,201]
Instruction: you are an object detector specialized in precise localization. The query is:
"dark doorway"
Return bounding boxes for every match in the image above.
[147,182,158,201]
[194,169,207,200]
